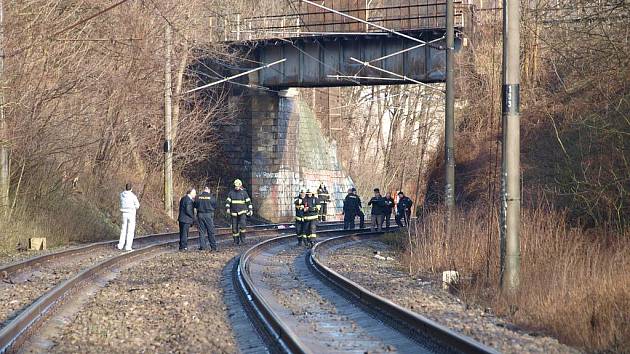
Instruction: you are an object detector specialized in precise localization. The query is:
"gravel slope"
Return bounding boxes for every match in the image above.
[319,239,580,354]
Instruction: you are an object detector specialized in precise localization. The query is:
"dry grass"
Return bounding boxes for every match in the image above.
[398,206,630,353]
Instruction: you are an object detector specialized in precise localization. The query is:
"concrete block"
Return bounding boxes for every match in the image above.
[29,237,47,250]
[442,271,460,290]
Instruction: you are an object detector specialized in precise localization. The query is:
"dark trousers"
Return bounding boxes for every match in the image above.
[357,210,365,228]
[303,217,318,239]
[231,214,247,240]
[179,222,191,249]
[395,210,412,227]
[385,212,392,228]
[319,203,327,221]
[198,213,217,250]
[343,213,355,229]
[295,219,304,239]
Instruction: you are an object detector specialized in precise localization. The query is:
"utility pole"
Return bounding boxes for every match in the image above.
[444,0,455,218]
[500,0,521,291]
[0,0,9,218]
[163,23,174,219]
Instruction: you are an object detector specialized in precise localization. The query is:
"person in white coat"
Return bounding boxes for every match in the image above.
[118,183,140,251]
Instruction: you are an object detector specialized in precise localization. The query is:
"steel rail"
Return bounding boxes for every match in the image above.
[0,221,346,277]
[235,228,375,354]
[309,233,499,354]
[0,239,173,353]
[0,223,348,353]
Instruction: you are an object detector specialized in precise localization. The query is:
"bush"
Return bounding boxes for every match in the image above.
[402,206,630,353]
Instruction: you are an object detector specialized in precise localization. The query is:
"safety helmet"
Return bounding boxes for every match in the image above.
[234,179,243,187]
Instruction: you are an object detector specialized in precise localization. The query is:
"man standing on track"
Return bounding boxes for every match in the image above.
[195,186,217,251]
[317,182,330,221]
[343,188,358,229]
[353,188,365,229]
[178,188,196,251]
[294,190,306,246]
[368,188,386,232]
[118,183,140,251]
[226,179,253,245]
[383,192,395,229]
[302,189,320,247]
[395,191,413,227]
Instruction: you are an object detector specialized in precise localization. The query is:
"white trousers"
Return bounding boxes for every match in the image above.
[118,212,136,250]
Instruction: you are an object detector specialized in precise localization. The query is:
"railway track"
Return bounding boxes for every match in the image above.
[0,222,347,353]
[235,230,497,354]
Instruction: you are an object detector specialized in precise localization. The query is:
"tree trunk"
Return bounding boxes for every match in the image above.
[0,0,10,217]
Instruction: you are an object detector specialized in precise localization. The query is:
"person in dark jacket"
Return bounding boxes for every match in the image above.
[302,189,320,247]
[395,191,413,227]
[383,192,395,229]
[178,188,197,251]
[368,188,386,232]
[294,190,306,246]
[353,188,365,229]
[343,188,358,229]
[226,179,253,245]
[194,186,217,251]
[317,183,330,221]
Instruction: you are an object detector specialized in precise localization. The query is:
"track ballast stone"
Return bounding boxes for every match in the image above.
[319,239,580,354]
[49,243,251,353]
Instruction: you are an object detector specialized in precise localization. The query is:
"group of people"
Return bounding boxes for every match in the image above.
[117,179,251,252]
[178,179,252,251]
[116,180,414,253]
[342,188,414,232]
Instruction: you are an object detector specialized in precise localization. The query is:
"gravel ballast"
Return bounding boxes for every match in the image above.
[47,238,265,354]
[319,239,580,354]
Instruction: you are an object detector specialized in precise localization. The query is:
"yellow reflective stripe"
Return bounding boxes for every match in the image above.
[230,213,238,216]
[303,215,319,221]
[295,217,303,221]
[237,210,248,215]
[245,198,251,202]
[306,234,317,238]
[248,205,253,209]
[232,233,240,236]
[226,198,232,202]
[295,206,304,209]
[231,200,246,204]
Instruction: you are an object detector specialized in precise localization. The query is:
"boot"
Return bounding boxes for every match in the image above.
[297,237,303,246]
[239,235,245,244]
[234,236,240,245]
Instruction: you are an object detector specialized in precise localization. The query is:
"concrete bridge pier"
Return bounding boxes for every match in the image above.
[228,87,354,222]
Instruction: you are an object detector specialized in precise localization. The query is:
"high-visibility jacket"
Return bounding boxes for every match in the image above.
[294,196,305,221]
[226,188,252,216]
[317,186,330,203]
[302,196,320,221]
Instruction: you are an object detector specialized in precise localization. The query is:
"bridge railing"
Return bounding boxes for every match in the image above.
[210,1,471,42]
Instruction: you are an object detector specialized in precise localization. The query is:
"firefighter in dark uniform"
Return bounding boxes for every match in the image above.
[194,186,217,251]
[225,179,253,245]
[302,189,320,247]
[317,183,330,221]
[294,190,306,246]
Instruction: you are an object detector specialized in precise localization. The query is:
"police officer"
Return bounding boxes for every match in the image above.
[226,179,253,245]
[395,191,414,227]
[302,189,320,247]
[178,188,196,251]
[195,186,217,251]
[317,183,330,221]
[294,190,306,246]
[343,188,359,229]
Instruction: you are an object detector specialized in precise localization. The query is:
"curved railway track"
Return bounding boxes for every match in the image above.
[0,222,347,353]
[235,230,497,354]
